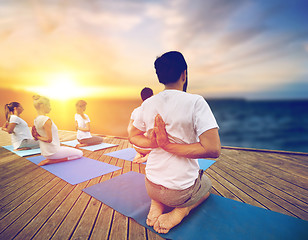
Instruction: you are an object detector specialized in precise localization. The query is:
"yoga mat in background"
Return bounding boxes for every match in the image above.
[198,159,216,170]
[104,148,216,169]
[83,171,308,240]
[3,145,41,157]
[104,148,145,164]
[27,155,122,185]
[61,140,79,147]
[61,140,118,151]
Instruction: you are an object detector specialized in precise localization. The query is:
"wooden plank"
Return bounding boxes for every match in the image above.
[206,170,242,202]
[264,152,308,170]
[13,183,75,240]
[0,171,52,210]
[0,180,67,239]
[89,203,114,240]
[128,219,147,240]
[210,165,299,218]
[109,147,129,240]
[88,173,117,240]
[0,177,61,236]
[0,130,307,239]
[221,149,308,190]
[109,212,128,240]
[246,151,308,179]
[147,229,165,240]
[0,148,26,167]
[0,168,45,200]
[0,158,37,186]
[50,179,99,239]
[210,165,269,209]
[220,151,308,202]
[70,185,103,239]
[73,139,127,239]
[32,181,89,240]
[219,157,308,220]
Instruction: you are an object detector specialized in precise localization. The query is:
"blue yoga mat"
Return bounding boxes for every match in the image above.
[27,155,122,185]
[61,140,118,151]
[198,159,216,170]
[104,148,146,164]
[3,145,41,157]
[83,171,308,240]
[61,140,79,147]
[104,148,216,169]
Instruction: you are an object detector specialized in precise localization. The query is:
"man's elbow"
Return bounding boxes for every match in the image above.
[206,146,221,159]
[211,148,221,158]
[127,132,134,144]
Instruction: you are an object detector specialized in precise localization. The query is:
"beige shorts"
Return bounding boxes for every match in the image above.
[145,169,212,208]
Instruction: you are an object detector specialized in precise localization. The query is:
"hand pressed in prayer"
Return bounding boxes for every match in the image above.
[31,126,40,140]
[154,114,170,148]
[147,128,158,148]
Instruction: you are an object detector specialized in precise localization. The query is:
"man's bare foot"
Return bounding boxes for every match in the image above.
[153,192,211,234]
[153,207,189,234]
[133,155,148,164]
[146,200,165,227]
[133,153,145,163]
[138,156,148,163]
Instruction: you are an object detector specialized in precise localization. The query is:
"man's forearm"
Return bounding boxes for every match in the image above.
[129,135,153,149]
[162,142,220,159]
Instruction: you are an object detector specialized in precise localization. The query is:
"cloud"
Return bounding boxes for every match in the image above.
[0,0,307,99]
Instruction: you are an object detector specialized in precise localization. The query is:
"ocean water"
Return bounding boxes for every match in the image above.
[207,99,308,153]
[1,87,307,153]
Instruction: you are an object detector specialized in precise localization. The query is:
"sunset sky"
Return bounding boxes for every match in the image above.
[0,0,307,100]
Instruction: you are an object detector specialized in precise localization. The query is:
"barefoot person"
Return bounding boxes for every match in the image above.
[1,102,39,151]
[75,100,103,148]
[32,95,83,166]
[128,51,221,234]
[128,87,154,163]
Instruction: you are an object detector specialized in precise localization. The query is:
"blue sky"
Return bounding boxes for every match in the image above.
[0,0,307,99]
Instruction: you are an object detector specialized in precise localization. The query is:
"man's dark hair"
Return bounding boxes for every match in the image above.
[154,51,188,91]
[141,87,153,101]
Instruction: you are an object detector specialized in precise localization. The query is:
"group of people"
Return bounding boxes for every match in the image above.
[2,51,221,234]
[2,97,104,166]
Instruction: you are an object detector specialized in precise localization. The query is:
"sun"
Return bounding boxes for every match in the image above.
[29,73,86,100]
[47,74,81,100]
[26,72,146,100]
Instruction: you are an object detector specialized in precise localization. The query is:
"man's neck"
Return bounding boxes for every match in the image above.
[164,82,183,91]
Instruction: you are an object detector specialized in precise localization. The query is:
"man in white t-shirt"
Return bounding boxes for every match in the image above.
[128,51,221,234]
[128,87,154,163]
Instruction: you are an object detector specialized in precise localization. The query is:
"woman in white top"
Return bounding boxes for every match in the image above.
[1,102,39,150]
[75,100,103,148]
[128,51,221,234]
[32,95,83,166]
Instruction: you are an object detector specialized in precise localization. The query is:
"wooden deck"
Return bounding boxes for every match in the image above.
[0,130,307,240]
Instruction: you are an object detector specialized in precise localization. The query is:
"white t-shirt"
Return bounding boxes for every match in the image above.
[131,107,146,129]
[34,115,60,157]
[133,89,219,190]
[131,106,150,150]
[75,113,92,140]
[9,115,33,149]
